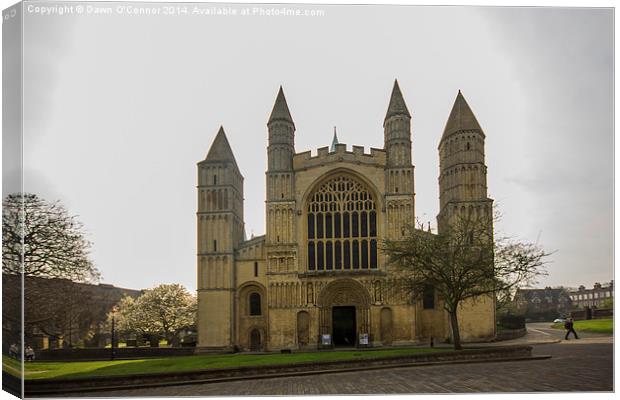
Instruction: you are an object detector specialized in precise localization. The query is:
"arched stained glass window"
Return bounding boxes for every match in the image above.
[307,175,378,271]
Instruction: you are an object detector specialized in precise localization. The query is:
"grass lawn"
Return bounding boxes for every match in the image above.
[2,355,22,378]
[551,318,613,334]
[7,347,447,381]
[103,340,169,348]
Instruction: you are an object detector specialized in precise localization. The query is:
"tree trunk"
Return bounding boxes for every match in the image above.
[165,332,175,348]
[449,311,462,350]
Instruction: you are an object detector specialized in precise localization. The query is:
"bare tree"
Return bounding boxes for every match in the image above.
[2,193,100,348]
[383,212,549,350]
[2,193,99,282]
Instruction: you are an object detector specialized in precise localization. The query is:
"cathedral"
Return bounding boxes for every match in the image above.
[196,81,496,351]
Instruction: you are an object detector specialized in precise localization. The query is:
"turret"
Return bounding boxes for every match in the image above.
[196,126,244,349]
[437,91,493,231]
[267,86,295,172]
[266,87,296,249]
[384,79,412,168]
[199,126,245,250]
[383,80,415,238]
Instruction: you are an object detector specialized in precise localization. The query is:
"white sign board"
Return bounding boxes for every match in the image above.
[359,333,369,345]
[321,334,332,346]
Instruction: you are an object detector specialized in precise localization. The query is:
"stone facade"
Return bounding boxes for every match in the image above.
[196,81,496,352]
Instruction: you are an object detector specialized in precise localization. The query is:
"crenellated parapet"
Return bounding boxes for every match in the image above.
[293,144,386,170]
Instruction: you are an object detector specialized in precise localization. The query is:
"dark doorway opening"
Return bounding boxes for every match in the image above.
[250,329,261,351]
[332,306,356,347]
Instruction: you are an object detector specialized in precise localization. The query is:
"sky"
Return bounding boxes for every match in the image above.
[6,3,613,292]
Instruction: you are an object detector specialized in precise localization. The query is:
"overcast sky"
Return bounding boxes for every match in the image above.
[13,4,612,292]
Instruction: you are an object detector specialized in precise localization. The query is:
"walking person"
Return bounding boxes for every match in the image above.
[8,343,18,359]
[24,345,35,361]
[564,317,579,340]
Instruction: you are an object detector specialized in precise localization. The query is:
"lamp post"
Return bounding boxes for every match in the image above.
[110,306,117,361]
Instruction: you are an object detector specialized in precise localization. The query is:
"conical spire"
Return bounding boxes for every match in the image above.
[384,79,411,121]
[268,86,294,126]
[441,90,483,140]
[330,126,339,152]
[205,126,239,168]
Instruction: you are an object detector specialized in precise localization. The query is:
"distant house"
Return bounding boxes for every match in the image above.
[2,274,142,350]
[567,281,614,309]
[513,287,573,321]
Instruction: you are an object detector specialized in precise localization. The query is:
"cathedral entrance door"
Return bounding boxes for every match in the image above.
[332,306,356,347]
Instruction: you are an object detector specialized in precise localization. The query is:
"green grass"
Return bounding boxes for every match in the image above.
[551,318,613,334]
[2,355,22,378]
[6,347,446,381]
[104,340,169,348]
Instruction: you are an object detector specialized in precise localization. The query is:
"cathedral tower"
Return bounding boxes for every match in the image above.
[196,126,244,349]
[266,87,297,273]
[437,91,493,232]
[384,80,415,238]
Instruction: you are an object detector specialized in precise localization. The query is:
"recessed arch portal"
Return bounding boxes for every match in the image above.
[316,278,372,345]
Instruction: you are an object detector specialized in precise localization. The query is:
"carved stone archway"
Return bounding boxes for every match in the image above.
[316,279,372,342]
[236,282,267,351]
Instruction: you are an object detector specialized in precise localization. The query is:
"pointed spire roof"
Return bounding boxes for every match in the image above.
[441,90,483,141]
[384,79,411,122]
[268,86,295,127]
[330,126,339,152]
[205,126,239,169]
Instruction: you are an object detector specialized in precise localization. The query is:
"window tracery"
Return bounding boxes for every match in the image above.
[307,175,378,271]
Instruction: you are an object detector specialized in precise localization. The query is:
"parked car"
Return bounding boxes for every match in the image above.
[553,318,566,323]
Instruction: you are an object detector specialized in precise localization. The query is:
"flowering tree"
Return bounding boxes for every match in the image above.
[110,284,196,346]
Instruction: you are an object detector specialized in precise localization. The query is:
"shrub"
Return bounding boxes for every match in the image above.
[497,315,525,330]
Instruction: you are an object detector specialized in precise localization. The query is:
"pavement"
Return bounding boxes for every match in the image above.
[524,321,613,344]
[59,323,613,396]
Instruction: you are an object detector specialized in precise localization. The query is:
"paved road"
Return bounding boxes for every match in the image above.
[67,324,613,396]
[526,321,607,341]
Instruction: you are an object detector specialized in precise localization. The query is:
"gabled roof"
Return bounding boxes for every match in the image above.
[441,90,483,141]
[514,288,570,302]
